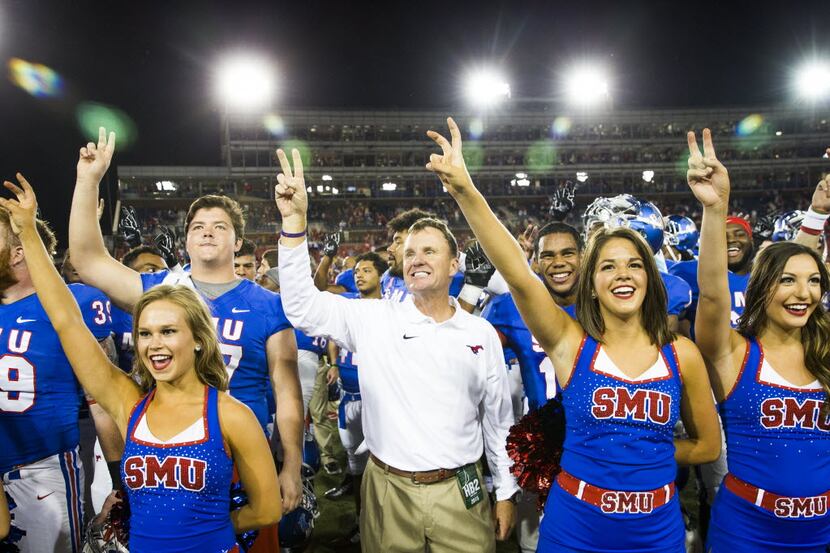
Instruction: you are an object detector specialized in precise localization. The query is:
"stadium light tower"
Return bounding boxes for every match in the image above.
[794,60,830,101]
[563,64,611,107]
[464,69,511,108]
[215,54,276,111]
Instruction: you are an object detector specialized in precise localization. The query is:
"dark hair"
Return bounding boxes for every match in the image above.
[575,227,674,347]
[736,241,830,408]
[408,217,458,258]
[235,238,256,258]
[185,195,245,239]
[355,251,388,277]
[535,222,583,258]
[387,208,435,233]
[121,245,164,269]
[261,248,278,268]
[0,210,57,256]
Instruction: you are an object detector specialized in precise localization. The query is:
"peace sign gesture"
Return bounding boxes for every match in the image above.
[686,128,730,210]
[274,148,308,222]
[77,127,117,186]
[0,173,39,236]
[426,117,475,196]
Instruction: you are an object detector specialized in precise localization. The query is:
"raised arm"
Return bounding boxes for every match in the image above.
[274,149,370,350]
[793,175,830,251]
[69,128,143,310]
[313,233,347,293]
[1,175,141,428]
[686,130,744,398]
[425,118,582,363]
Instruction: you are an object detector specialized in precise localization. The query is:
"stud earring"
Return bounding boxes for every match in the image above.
[195,344,202,352]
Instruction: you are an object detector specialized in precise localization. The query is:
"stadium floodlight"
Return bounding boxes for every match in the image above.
[322,174,333,181]
[563,65,610,106]
[794,61,830,101]
[515,172,528,179]
[382,182,397,191]
[642,170,655,183]
[464,69,511,108]
[216,54,275,111]
[576,171,589,183]
[155,180,177,191]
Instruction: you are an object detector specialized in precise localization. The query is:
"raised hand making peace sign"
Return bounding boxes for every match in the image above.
[686,128,730,210]
[274,148,308,225]
[426,117,475,196]
[77,127,117,186]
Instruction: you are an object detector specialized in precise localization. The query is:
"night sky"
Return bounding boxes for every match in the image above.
[2,0,828,243]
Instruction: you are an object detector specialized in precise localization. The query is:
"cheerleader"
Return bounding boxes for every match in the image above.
[0,174,281,553]
[427,118,721,552]
[688,130,830,552]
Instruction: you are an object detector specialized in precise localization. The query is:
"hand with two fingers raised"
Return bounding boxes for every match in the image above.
[0,173,39,236]
[274,148,308,224]
[426,117,476,196]
[77,127,117,186]
[686,128,730,211]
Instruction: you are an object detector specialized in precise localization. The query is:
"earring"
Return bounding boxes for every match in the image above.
[590,290,597,299]
[195,344,202,352]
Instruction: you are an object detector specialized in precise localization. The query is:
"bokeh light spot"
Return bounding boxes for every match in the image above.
[8,58,63,98]
[76,102,137,148]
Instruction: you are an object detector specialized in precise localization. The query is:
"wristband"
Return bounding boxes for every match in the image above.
[280,228,307,238]
[458,284,484,305]
[800,208,830,235]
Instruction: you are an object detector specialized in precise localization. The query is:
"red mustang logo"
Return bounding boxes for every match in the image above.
[467,345,484,355]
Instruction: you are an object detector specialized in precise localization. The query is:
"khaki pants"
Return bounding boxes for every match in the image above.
[308,358,341,465]
[360,457,496,553]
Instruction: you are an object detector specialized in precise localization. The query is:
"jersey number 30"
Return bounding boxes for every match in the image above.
[0,355,35,412]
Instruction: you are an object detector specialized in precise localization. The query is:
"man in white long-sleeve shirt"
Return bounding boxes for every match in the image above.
[274,148,519,552]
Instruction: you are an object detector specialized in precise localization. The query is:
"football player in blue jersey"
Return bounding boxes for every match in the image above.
[428,118,721,552]
[0,195,112,552]
[313,232,358,294]
[66,129,304,522]
[688,130,830,553]
[0,174,281,552]
[233,238,258,281]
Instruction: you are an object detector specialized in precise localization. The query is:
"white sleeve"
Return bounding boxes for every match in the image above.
[485,270,510,296]
[278,240,366,351]
[480,323,520,501]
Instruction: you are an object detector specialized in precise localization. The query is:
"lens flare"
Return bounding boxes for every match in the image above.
[468,118,485,139]
[526,141,557,173]
[552,117,571,137]
[8,58,63,98]
[263,114,285,136]
[278,140,310,166]
[76,102,137,148]
[463,142,485,171]
[736,114,764,136]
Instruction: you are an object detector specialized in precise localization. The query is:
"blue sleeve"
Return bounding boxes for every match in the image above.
[335,269,358,294]
[70,285,113,339]
[668,261,699,298]
[661,273,693,316]
[267,293,293,336]
[140,270,169,292]
[449,272,465,298]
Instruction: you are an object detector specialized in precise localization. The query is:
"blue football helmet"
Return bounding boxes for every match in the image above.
[301,427,321,478]
[772,210,805,242]
[591,195,665,254]
[582,194,639,240]
[278,478,320,551]
[664,215,699,254]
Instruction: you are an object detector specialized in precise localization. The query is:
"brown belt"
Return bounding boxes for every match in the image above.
[369,453,461,485]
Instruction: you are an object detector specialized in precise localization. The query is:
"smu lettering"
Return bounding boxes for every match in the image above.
[759,397,830,431]
[123,455,207,491]
[591,387,672,425]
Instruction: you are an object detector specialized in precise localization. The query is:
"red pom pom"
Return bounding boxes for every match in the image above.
[506,408,563,511]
